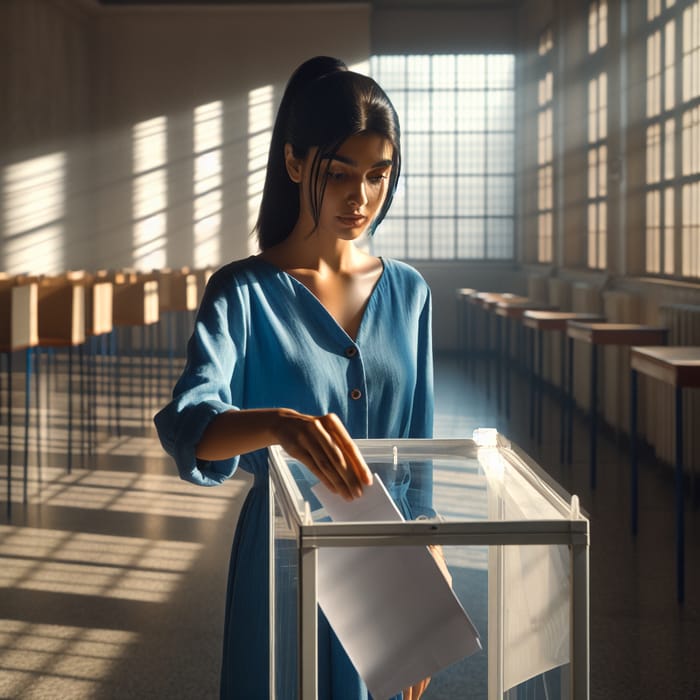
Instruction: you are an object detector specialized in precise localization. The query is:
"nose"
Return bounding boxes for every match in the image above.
[347,178,368,208]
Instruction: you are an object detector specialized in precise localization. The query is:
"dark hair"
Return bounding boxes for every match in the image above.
[254,56,402,250]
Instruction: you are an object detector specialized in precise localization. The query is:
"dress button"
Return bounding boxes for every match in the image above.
[345,346,358,358]
[350,388,362,400]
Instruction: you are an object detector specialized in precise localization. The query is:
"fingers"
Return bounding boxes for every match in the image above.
[304,417,361,499]
[402,677,431,700]
[320,413,373,485]
[276,410,369,500]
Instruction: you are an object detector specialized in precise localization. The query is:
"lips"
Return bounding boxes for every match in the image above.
[337,215,367,226]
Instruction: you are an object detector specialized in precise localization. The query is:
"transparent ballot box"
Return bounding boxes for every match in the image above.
[268,431,589,700]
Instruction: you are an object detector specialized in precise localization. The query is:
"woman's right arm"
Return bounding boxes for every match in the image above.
[156,269,370,497]
[197,408,371,500]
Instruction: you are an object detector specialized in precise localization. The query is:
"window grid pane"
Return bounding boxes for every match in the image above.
[587,65,608,269]
[371,54,515,261]
[645,0,700,279]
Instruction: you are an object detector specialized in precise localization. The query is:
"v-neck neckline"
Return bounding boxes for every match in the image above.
[253,255,387,343]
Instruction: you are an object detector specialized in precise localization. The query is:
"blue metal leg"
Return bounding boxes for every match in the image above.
[675,386,685,604]
[559,331,567,464]
[79,343,86,468]
[485,313,491,400]
[114,329,121,438]
[35,347,42,488]
[590,345,598,490]
[496,315,502,414]
[23,348,32,504]
[505,318,512,420]
[4,352,11,519]
[67,345,73,474]
[630,369,639,535]
[567,337,574,465]
[529,327,536,440]
[141,325,147,422]
[537,328,544,446]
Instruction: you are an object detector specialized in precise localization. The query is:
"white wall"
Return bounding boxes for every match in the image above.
[1,1,372,275]
[412,261,526,351]
[93,4,372,271]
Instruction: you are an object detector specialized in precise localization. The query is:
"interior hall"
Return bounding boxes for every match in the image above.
[0,0,699,698]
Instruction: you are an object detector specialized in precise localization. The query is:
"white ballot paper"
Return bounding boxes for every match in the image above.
[311,475,482,700]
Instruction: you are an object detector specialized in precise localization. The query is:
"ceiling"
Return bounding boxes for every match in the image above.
[97,0,520,7]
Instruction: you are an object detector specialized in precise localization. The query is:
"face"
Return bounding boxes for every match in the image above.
[287,132,394,241]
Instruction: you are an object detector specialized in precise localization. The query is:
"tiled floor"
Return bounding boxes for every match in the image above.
[0,352,698,698]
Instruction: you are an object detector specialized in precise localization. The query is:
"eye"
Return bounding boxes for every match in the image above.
[368,171,390,184]
[326,171,347,182]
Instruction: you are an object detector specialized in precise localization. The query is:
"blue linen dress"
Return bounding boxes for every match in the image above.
[154,255,434,700]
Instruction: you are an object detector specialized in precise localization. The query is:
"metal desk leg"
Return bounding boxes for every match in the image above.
[537,329,544,446]
[560,331,567,465]
[675,386,685,604]
[5,352,12,519]
[505,319,512,420]
[630,369,639,536]
[67,345,73,474]
[589,345,598,490]
[23,348,32,504]
[496,315,502,414]
[567,337,574,466]
[529,327,536,440]
[485,313,491,400]
[35,347,42,487]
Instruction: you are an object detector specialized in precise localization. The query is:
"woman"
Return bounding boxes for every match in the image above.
[155,56,434,700]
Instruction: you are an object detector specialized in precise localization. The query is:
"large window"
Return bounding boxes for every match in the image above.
[645,0,700,278]
[370,54,515,260]
[587,0,609,270]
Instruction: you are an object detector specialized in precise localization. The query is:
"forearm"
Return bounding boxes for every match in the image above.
[195,408,290,461]
[196,406,371,499]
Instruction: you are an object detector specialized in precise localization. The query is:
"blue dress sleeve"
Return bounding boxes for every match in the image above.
[154,272,245,486]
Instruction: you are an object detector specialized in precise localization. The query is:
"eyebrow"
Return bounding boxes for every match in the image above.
[323,154,393,169]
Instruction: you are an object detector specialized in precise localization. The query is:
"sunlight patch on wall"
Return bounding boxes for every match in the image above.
[132,116,168,270]
[247,85,274,254]
[194,101,223,268]
[2,153,66,274]
[0,525,201,603]
[0,619,137,699]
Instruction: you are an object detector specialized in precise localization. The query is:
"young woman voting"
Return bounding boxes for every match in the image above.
[155,56,435,700]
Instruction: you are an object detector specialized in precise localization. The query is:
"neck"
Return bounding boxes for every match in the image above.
[272,223,363,274]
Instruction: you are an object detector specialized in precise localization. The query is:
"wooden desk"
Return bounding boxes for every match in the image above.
[565,323,669,490]
[630,346,700,603]
[522,312,604,457]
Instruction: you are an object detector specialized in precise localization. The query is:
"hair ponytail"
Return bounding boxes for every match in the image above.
[254,57,347,249]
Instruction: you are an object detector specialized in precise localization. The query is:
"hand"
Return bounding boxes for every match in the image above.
[272,409,372,500]
[402,676,431,700]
